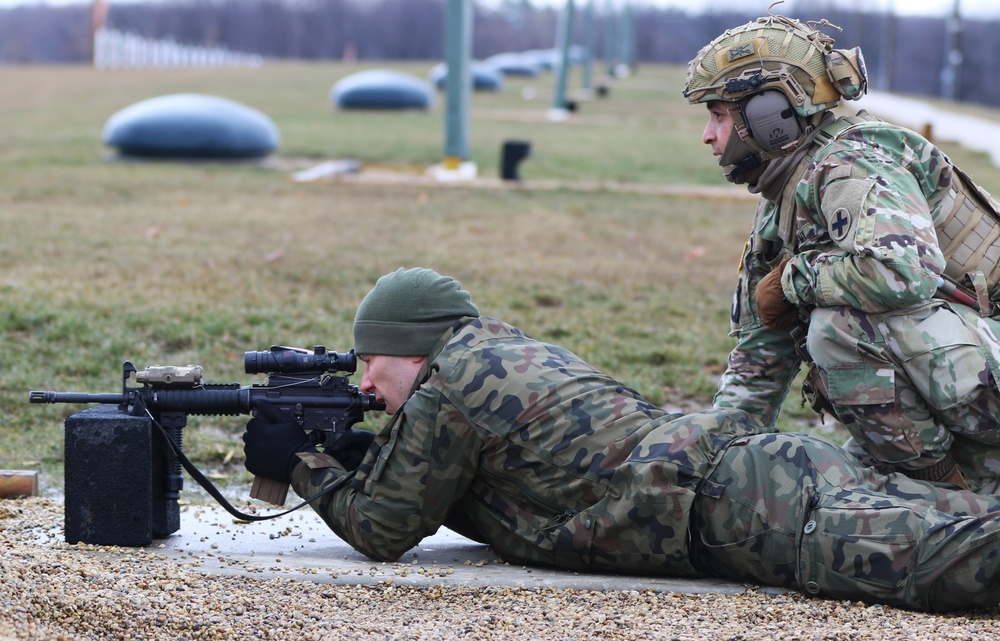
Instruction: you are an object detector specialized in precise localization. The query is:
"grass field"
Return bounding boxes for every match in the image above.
[3,60,999,497]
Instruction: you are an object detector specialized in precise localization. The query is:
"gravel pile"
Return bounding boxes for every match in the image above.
[2,498,1000,640]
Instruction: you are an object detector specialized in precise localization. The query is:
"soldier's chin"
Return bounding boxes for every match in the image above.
[719,131,766,185]
[721,156,767,186]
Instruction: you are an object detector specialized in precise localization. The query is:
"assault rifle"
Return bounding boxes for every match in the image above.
[30,345,385,516]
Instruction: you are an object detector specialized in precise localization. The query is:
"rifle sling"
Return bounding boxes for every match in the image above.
[144,404,350,524]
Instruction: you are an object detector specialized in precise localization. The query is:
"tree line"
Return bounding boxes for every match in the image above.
[3,0,999,109]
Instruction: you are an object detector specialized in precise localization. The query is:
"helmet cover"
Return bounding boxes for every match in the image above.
[683,13,867,118]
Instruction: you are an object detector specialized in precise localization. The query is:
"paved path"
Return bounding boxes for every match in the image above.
[855,90,1000,166]
[157,504,782,596]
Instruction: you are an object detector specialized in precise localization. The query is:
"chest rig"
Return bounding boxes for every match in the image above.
[775,112,1000,317]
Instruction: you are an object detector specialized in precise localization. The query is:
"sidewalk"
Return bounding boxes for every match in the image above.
[854,90,1000,166]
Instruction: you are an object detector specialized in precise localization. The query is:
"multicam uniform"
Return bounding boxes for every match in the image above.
[715,115,1000,491]
[292,316,1000,611]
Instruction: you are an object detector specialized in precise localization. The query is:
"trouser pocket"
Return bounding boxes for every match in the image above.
[690,438,810,589]
[798,488,916,605]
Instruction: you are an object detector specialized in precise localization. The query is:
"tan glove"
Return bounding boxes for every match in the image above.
[941,465,970,490]
[905,454,969,490]
[755,257,798,330]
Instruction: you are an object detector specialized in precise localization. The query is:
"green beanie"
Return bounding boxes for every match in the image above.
[353,268,479,356]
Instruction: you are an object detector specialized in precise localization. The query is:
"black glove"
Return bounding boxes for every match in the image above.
[325,429,376,471]
[242,401,316,484]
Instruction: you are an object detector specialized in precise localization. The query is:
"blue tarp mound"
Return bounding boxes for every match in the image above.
[523,46,588,70]
[483,53,543,77]
[428,62,505,92]
[331,70,435,110]
[523,49,559,71]
[103,94,280,159]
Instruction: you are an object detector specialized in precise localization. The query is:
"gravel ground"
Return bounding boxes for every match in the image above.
[2,498,1000,641]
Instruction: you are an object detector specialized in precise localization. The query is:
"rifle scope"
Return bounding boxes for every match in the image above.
[244,345,357,375]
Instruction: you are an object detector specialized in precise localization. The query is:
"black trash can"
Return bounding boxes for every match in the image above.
[500,140,532,181]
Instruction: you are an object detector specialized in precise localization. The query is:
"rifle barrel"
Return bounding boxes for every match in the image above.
[29,391,125,405]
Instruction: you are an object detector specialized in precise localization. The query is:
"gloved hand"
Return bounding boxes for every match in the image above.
[324,430,376,471]
[907,454,970,490]
[242,401,316,484]
[941,465,970,490]
[755,257,798,330]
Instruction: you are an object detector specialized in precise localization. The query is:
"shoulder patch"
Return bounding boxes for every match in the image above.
[822,178,876,244]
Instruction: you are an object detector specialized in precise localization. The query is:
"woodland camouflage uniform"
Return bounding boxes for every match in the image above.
[292,316,1000,611]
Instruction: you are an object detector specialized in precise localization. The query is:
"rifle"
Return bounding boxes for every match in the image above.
[30,345,385,515]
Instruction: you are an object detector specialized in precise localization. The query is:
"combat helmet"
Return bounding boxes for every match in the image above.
[683,8,867,183]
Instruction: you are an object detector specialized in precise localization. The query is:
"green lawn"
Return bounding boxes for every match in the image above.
[2,60,998,497]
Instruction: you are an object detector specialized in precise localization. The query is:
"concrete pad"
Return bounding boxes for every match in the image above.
[155,503,782,596]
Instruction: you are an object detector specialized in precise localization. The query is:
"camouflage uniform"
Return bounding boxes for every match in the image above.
[715,116,1000,491]
[693,427,1000,612]
[293,317,1000,611]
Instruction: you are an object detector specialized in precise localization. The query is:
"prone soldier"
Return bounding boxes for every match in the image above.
[243,267,1000,612]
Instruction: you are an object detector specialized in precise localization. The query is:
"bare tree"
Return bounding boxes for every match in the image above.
[0,5,90,63]
[4,0,1000,108]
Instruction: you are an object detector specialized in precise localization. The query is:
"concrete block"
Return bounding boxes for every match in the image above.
[64,405,179,546]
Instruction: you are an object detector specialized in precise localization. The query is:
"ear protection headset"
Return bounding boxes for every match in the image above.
[740,90,802,153]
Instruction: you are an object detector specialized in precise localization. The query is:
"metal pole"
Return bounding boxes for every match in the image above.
[604,0,616,78]
[444,0,471,168]
[619,0,633,72]
[582,0,595,94]
[553,0,576,113]
[941,0,963,101]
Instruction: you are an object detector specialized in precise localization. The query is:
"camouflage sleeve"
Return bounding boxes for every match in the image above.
[784,154,946,312]
[290,382,482,562]
[713,324,801,428]
[713,242,802,428]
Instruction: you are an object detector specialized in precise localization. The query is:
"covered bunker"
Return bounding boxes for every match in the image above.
[331,70,435,110]
[102,93,280,159]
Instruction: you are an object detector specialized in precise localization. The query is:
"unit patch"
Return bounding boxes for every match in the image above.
[727,43,755,62]
[830,207,852,242]
[822,178,876,246]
